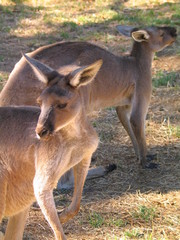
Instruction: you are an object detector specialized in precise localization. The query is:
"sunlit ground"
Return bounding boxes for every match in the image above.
[0,0,180,239]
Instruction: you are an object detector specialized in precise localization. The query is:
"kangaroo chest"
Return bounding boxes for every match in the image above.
[35,128,98,189]
[57,130,98,169]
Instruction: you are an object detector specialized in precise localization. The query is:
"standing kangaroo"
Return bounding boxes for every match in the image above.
[0,55,102,240]
[0,26,177,182]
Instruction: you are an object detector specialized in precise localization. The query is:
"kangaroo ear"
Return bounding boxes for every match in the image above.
[131,30,150,42]
[116,25,137,37]
[23,53,58,84]
[68,59,103,88]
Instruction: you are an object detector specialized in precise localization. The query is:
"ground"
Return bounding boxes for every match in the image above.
[0,0,180,239]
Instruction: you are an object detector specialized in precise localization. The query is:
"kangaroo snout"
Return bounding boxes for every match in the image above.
[36,126,52,140]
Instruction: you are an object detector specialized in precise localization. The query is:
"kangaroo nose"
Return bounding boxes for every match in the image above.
[36,127,50,139]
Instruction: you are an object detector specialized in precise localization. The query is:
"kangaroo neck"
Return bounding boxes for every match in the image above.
[60,108,87,138]
[130,41,154,70]
[130,42,154,70]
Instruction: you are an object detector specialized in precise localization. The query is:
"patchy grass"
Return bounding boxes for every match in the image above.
[0,55,4,62]
[132,205,156,222]
[0,0,180,239]
[0,72,9,90]
[124,229,144,239]
[0,76,3,91]
[152,71,179,87]
[168,125,180,138]
[108,218,127,227]
[88,211,104,228]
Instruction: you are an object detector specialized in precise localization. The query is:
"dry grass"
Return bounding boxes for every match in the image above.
[0,0,180,239]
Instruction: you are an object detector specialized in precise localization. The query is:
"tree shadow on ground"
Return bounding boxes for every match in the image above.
[0,1,179,73]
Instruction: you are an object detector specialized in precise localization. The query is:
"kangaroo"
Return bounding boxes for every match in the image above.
[0,26,177,184]
[0,55,102,240]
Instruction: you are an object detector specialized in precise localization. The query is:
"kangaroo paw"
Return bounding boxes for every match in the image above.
[105,164,117,173]
[145,162,159,169]
[91,156,97,163]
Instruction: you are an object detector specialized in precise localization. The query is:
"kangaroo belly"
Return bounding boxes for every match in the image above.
[5,182,35,217]
[4,161,35,217]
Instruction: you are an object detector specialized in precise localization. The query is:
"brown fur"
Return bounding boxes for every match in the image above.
[0,26,177,169]
[0,57,102,240]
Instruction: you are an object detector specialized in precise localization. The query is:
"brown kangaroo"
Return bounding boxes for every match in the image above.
[0,55,102,240]
[0,26,177,183]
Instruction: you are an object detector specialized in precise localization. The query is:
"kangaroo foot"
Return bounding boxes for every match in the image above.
[105,164,117,173]
[146,153,157,162]
[145,162,159,169]
[58,208,77,224]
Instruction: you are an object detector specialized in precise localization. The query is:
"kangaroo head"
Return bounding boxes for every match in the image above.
[116,25,177,52]
[23,54,102,140]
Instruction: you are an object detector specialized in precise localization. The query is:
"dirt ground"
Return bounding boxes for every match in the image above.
[0,0,180,239]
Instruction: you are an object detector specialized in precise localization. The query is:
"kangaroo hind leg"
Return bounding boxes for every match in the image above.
[116,105,139,159]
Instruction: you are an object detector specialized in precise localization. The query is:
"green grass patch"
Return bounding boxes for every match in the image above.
[124,229,144,239]
[114,3,180,26]
[0,72,9,91]
[152,71,179,88]
[61,32,70,39]
[88,211,104,228]
[0,55,4,62]
[0,76,3,91]
[108,218,127,227]
[169,125,180,138]
[174,126,180,138]
[63,21,78,31]
[115,8,178,26]
[92,121,97,128]
[88,212,127,229]
[132,205,156,222]
[0,5,14,15]
[1,0,179,44]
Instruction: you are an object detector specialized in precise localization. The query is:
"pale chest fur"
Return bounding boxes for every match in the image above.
[35,124,99,189]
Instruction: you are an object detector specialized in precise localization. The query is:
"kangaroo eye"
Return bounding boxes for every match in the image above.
[56,103,67,109]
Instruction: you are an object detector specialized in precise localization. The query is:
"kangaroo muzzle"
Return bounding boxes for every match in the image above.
[36,125,53,140]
